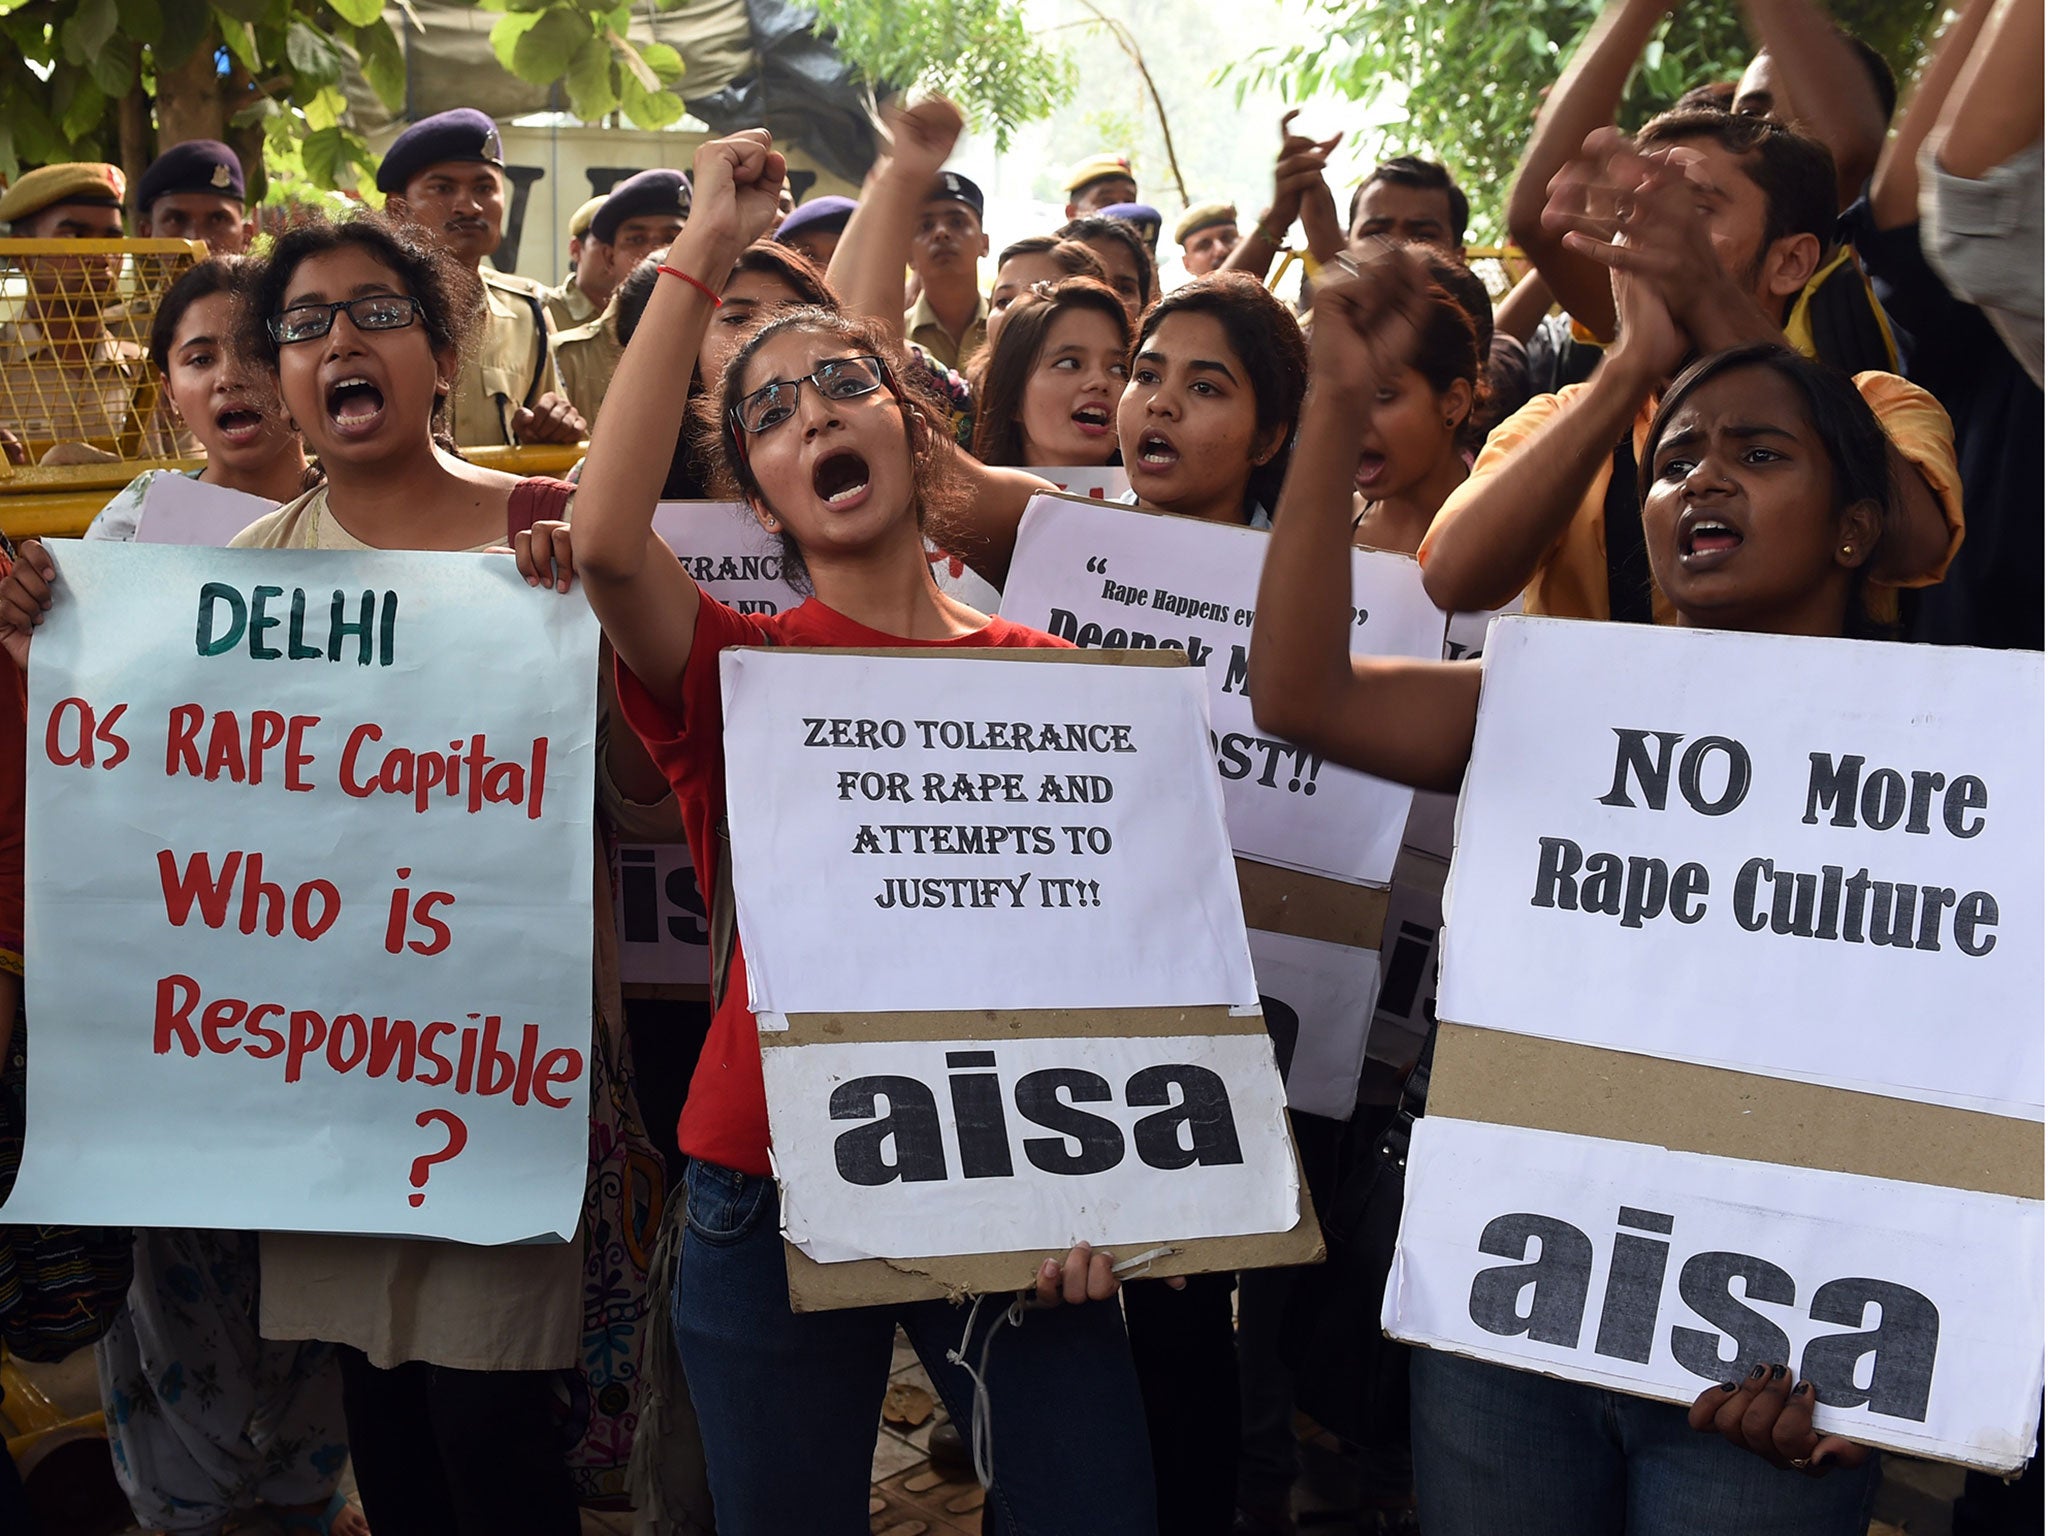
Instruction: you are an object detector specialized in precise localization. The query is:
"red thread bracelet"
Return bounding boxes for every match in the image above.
[658,264,723,306]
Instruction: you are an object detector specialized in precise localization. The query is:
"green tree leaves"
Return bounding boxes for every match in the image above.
[813,0,1079,152]
[1232,0,1938,242]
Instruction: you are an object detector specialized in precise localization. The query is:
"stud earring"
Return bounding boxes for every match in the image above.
[1840,543,1854,556]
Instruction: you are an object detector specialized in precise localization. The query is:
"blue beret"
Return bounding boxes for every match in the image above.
[927,171,984,222]
[776,195,857,244]
[590,168,691,244]
[137,140,244,209]
[1099,203,1163,251]
[376,109,504,195]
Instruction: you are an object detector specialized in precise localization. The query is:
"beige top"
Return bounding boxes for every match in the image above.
[240,484,675,1369]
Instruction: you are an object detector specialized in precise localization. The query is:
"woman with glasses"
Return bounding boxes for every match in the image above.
[225,212,662,1535]
[513,128,1159,1536]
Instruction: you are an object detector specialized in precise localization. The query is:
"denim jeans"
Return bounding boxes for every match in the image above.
[1411,1348,1882,1536]
[671,1158,1159,1536]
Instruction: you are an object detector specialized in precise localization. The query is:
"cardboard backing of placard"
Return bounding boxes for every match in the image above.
[770,1008,1324,1311]
[1428,1022,2042,1201]
[738,646,1329,1311]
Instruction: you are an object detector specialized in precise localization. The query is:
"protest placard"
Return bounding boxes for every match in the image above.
[1386,1107,2043,1471]
[719,646,1317,1306]
[1001,495,1447,888]
[1000,494,1447,1118]
[1385,617,2045,1472]
[1363,598,1518,1064]
[720,647,1257,1016]
[613,841,710,989]
[1036,465,1131,501]
[1440,617,2043,1115]
[135,473,277,546]
[3,541,600,1242]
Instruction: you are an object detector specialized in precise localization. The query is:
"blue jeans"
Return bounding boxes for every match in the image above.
[671,1158,1159,1536]
[1411,1349,1881,1536]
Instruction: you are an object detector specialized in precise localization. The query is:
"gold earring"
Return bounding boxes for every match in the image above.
[1840,543,1854,556]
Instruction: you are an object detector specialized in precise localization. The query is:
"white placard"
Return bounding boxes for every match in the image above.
[6,542,600,1241]
[1037,466,1131,501]
[763,1031,1297,1263]
[1385,1116,2044,1472]
[1440,619,2044,1119]
[999,495,1447,886]
[719,649,1259,1016]
[651,501,794,615]
[613,840,710,987]
[135,473,277,546]
[1247,928,1379,1119]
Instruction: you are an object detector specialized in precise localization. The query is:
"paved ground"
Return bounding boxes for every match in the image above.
[9,1339,1969,1535]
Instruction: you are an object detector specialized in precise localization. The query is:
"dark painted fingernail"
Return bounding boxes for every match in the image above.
[1769,1364,1787,1382]
[1749,1364,1767,1380]
[1719,1381,1739,1392]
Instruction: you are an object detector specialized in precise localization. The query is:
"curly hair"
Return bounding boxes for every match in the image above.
[705,307,967,594]
[238,210,482,430]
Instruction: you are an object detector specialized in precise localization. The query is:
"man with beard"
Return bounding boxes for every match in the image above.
[377,109,585,447]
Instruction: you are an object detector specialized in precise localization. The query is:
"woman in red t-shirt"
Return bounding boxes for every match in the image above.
[516,130,1159,1535]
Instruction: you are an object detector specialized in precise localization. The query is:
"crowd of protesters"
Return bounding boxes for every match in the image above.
[0,0,2039,1532]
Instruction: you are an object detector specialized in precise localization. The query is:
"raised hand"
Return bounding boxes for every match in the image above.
[1268,109,1343,234]
[687,129,791,257]
[883,97,967,185]
[1306,242,1435,400]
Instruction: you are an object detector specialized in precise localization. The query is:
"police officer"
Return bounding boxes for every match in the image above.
[377,109,585,447]
[1174,203,1240,279]
[0,163,156,462]
[775,194,856,270]
[136,140,252,254]
[906,170,989,372]
[1062,152,1138,221]
[550,169,689,427]
[542,194,609,333]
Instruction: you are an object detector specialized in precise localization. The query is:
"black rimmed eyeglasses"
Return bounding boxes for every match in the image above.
[268,294,425,345]
[727,355,889,437]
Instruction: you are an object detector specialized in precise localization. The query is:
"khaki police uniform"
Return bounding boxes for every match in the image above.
[0,319,159,458]
[552,302,624,427]
[447,268,562,448]
[906,290,989,374]
[543,276,598,334]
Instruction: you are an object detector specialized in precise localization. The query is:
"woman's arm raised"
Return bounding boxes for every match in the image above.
[566,131,787,703]
[827,99,965,337]
[1249,248,1481,795]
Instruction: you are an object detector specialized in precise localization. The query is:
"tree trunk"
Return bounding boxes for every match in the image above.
[222,60,268,203]
[154,37,227,148]
[116,90,154,222]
